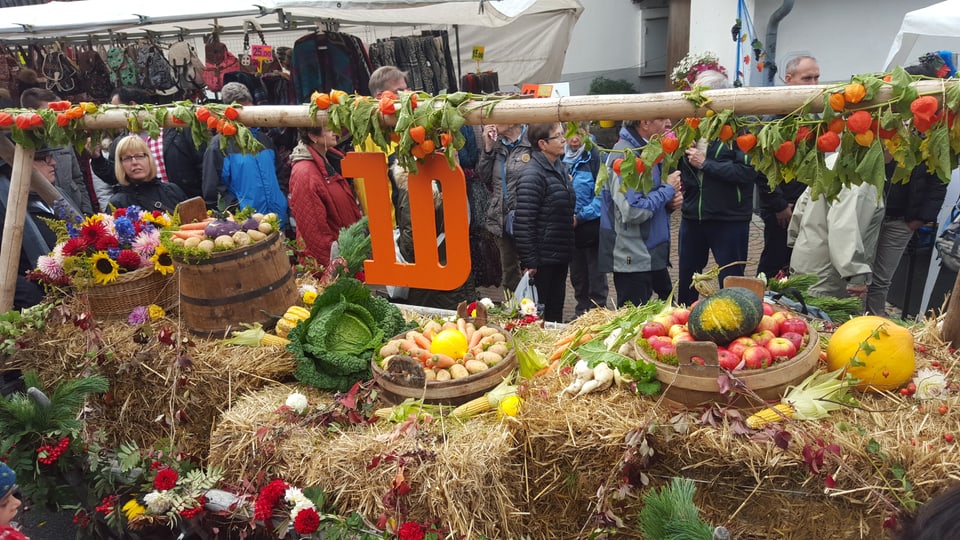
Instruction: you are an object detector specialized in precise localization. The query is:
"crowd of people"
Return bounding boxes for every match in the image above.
[3,55,957,322]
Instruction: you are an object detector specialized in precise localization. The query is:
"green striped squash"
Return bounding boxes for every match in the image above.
[687,287,763,345]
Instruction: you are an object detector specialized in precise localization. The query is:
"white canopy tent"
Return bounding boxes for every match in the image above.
[883,0,960,70]
[0,0,583,88]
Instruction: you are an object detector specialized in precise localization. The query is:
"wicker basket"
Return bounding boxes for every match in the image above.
[80,265,178,318]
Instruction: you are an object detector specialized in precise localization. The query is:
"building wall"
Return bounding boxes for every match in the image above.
[560,0,643,95]
[562,0,949,95]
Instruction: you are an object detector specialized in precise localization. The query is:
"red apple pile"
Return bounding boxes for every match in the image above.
[639,302,811,370]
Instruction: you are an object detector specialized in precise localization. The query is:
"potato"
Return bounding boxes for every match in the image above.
[448,364,470,379]
[183,236,202,248]
[464,359,489,374]
[197,239,215,253]
[487,343,510,357]
[247,229,266,242]
[172,237,185,246]
[476,351,503,366]
[435,368,452,381]
[490,332,506,342]
[214,235,235,250]
[424,368,437,381]
[232,231,252,247]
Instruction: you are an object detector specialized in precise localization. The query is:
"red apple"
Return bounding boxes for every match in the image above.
[652,314,677,329]
[780,331,804,352]
[771,311,790,330]
[754,314,780,336]
[717,349,742,371]
[750,329,777,348]
[668,323,688,338]
[671,307,691,325]
[691,355,706,366]
[742,345,773,369]
[762,302,775,316]
[657,344,677,361]
[766,337,798,362]
[728,336,757,358]
[779,317,808,336]
[646,335,673,352]
[642,321,668,339]
[672,332,695,344]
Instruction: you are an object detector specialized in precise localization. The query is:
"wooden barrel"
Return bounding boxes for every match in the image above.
[652,322,820,408]
[371,326,517,405]
[174,232,298,336]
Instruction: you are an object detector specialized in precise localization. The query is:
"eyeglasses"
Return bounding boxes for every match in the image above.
[120,153,149,163]
[545,133,565,142]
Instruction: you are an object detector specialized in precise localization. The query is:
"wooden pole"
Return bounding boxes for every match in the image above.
[941,279,960,346]
[0,144,35,313]
[0,79,957,312]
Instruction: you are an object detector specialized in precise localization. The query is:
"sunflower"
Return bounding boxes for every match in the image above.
[150,245,175,276]
[90,251,120,285]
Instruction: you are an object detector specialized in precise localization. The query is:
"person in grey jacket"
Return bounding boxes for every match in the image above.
[598,118,681,307]
[513,122,576,323]
[477,122,531,291]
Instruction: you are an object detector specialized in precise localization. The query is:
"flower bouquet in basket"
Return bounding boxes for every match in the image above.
[670,50,727,91]
[30,203,177,316]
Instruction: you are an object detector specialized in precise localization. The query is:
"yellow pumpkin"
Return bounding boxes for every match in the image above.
[825,316,915,392]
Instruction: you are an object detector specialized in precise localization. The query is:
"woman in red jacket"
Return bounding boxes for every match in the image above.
[288,127,363,267]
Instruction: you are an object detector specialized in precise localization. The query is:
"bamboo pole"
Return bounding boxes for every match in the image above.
[72,79,957,129]
[0,79,957,312]
[0,144,35,313]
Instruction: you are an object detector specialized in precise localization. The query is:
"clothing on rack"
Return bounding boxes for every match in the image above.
[368,31,457,94]
[291,31,372,103]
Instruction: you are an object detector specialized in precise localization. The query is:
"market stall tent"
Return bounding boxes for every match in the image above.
[883,0,960,70]
[0,0,584,88]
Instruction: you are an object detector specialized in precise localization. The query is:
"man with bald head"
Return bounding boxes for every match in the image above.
[757,55,820,278]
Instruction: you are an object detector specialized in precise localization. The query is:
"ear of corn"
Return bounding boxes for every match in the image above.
[745,403,795,429]
[260,333,291,347]
[451,395,494,418]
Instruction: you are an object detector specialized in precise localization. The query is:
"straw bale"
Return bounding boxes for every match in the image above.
[209,384,525,539]
[6,301,296,457]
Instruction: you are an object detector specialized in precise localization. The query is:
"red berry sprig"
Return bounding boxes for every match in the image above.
[36,436,70,465]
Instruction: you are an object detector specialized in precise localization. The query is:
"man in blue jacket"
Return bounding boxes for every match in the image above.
[202,82,288,226]
[598,118,682,307]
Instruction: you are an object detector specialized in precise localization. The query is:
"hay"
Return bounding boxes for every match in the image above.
[209,384,525,539]
[6,298,295,457]
[10,296,960,538]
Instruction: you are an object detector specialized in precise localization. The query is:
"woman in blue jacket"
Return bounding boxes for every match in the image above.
[564,123,608,317]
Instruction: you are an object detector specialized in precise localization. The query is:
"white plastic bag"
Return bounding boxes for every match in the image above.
[385,229,410,300]
[513,270,539,306]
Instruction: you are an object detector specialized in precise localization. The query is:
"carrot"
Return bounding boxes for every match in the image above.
[534,358,561,378]
[426,353,455,369]
[409,331,432,351]
[177,219,214,230]
[405,347,432,363]
[457,317,468,336]
[548,342,571,362]
[551,333,577,350]
[468,328,484,349]
[464,322,476,344]
[422,326,436,341]
[399,339,420,353]
[170,230,205,239]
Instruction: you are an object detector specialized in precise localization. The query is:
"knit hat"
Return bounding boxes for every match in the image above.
[0,462,17,500]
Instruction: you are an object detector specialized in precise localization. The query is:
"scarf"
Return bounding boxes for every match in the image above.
[562,144,585,167]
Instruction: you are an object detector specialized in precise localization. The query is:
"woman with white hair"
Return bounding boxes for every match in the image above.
[676,69,763,305]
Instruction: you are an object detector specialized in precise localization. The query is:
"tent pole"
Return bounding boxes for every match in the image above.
[454,24,461,87]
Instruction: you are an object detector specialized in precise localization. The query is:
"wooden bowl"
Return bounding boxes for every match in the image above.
[652,320,820,408]
[371,328,517,406]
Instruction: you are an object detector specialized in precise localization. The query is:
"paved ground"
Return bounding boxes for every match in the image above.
[479,212,768,323]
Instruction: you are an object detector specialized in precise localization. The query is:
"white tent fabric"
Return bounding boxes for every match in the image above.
[883,0,960,69]
[0,0,582,88]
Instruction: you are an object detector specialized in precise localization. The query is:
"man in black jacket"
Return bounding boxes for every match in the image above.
[756,55,820,278]
[90,86,206,200]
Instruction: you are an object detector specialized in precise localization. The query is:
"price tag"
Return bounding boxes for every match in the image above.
[471,46,485,62]
[251,44,273,62]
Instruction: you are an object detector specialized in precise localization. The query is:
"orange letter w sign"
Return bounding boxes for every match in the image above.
[342,152,471,291]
